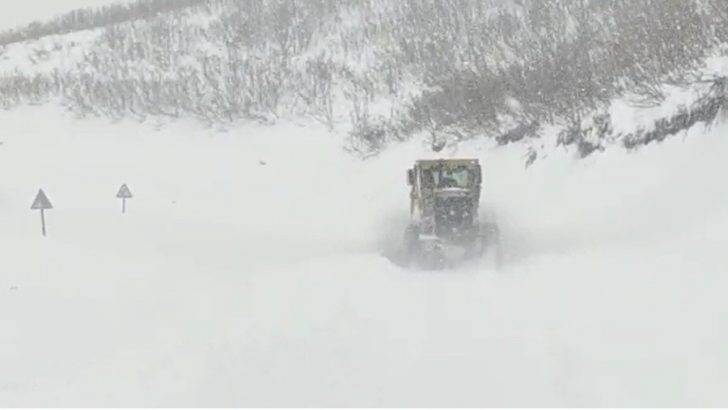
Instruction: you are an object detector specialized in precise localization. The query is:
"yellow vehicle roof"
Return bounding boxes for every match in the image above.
[415,158,480,168]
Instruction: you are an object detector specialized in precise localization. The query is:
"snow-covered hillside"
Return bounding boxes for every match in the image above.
[1,105,727,406]
[0,0,135,31]
[2,0,727,155]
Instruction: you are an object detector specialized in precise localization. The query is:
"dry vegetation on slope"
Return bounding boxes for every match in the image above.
[1,0,727,155]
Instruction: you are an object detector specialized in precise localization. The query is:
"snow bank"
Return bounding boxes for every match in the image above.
[1,106,727,406]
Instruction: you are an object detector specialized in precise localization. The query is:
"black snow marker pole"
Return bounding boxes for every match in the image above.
[30,189,53,237]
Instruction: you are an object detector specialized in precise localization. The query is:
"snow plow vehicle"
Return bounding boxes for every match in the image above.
[402,158,501,269]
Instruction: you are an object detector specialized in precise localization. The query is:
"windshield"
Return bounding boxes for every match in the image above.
[431,166,470,189]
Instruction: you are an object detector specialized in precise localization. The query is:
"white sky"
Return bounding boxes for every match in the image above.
[0,0,134,31]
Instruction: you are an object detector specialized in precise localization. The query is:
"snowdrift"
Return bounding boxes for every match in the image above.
[1,106,727,406]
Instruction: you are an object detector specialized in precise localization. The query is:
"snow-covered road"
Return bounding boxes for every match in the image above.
[1,107,727,406]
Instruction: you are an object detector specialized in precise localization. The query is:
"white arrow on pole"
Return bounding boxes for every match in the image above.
[117,184,133,214]
[30,189,53,236]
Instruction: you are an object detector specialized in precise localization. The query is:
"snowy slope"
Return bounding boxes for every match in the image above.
[0,0,137,31]
[1,106,727,406]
